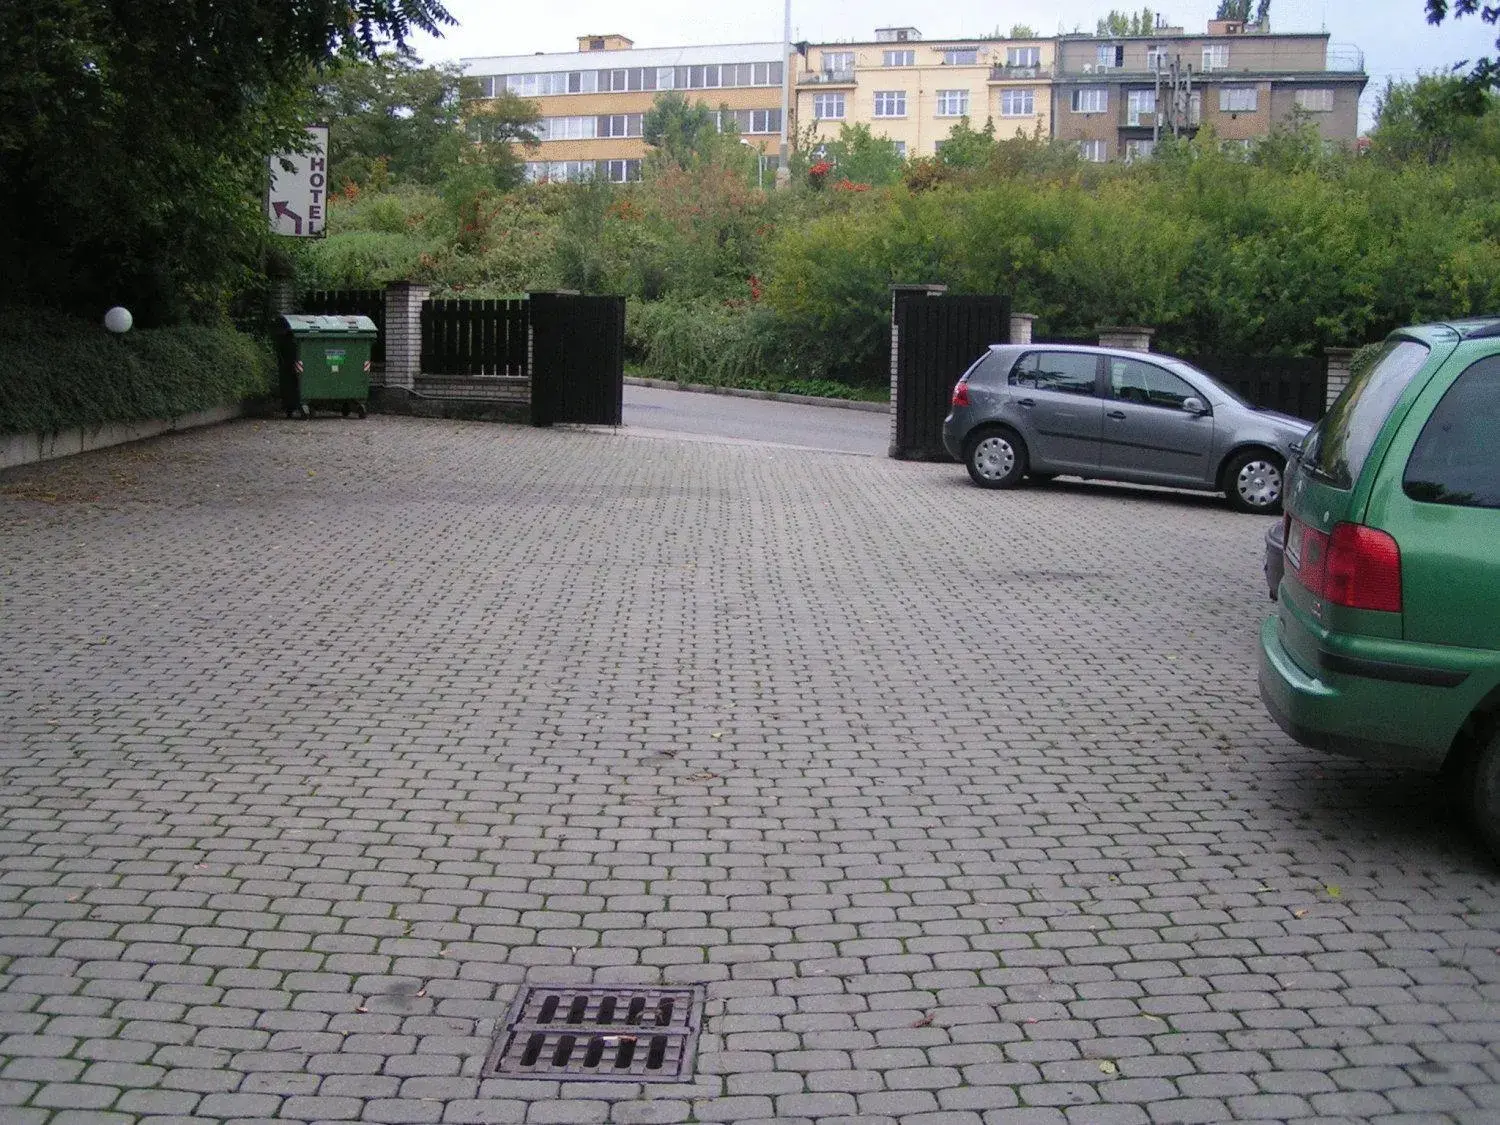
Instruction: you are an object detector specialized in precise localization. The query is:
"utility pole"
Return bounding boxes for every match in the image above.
[778,0,792,186]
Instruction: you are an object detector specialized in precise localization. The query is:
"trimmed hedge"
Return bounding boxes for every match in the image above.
[0,307,275,435]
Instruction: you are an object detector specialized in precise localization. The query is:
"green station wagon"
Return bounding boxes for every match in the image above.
[1259,320,1500,857]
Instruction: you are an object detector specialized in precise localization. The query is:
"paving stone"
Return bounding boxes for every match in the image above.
[1,415,1497,1125]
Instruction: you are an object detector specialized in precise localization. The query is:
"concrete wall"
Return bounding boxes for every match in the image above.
[1,404,246,472]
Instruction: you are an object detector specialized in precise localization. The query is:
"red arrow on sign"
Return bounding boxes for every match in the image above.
[272,201,303,234]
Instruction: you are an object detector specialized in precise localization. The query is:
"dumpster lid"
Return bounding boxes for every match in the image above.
[278,314,378,335]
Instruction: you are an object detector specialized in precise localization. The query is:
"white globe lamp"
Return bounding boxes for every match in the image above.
[104,306,133,334]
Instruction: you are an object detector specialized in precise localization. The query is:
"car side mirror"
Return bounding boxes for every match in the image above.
[1182,396,1209,415]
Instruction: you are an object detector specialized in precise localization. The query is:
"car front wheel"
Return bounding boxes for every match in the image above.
[1225,449,1285,514]
[965,427,1027,489]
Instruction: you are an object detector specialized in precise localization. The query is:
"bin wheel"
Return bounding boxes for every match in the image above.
[299,404,311,420]
[356,403,367,419]
[341,404,351,418]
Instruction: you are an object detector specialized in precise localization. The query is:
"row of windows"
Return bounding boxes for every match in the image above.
[821,45,1039,73]
[1067,85,1332,115]
[476,62,784,99]
[524,159,643,183]
[534,109,784,141]
[812,89,1040,121]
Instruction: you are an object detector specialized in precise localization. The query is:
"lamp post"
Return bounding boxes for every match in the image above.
[740,138,765,188]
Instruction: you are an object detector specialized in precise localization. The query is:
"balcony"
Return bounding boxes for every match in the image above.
[798,70,857,86]
[988,63,1056,81]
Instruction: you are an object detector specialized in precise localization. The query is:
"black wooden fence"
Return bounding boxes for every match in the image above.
[891,292,1011,459]
[1183,355,1327,422]
[300,289,384,363]
[530,293,626,427]
[420,298,529,377]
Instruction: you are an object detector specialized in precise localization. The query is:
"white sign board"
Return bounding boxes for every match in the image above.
[267,125,330,237]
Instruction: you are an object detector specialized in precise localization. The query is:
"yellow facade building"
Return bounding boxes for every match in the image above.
[794,28,1054,160]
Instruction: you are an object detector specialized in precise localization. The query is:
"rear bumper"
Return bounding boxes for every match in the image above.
[941,415,965,460]
[1257,615,1453,772]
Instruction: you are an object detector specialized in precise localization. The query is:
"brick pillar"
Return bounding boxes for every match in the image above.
[267,279,295,321]
[1097,326,1155,352]
[1324,347,1356,408]
[1009,313,1036,345]
[383,282,428,393]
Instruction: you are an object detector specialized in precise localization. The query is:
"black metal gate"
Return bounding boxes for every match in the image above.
[891,291,1011,460]
[530,292,626,427]
[1184,354,1328,422]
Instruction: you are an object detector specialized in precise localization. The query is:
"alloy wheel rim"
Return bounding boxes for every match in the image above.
[1237,460,1282,508]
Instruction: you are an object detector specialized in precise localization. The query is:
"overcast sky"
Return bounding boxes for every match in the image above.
[411,1,1498,131]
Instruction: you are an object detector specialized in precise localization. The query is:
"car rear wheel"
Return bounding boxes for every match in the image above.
[1468,723,1500,861]
[965,427,1027,489]
[1225,449,1285,514]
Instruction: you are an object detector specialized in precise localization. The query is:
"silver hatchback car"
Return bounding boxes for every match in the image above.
[942,344,1313,513]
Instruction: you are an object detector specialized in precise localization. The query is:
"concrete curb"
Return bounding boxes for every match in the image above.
[0,403,246,471]
[625,376,889,414]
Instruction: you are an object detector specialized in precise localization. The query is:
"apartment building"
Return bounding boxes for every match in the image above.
[1053,19,1366,163]
[462,34,787,182]
[794,28,1055,161]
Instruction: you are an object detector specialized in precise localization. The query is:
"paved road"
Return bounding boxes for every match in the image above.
[623,383,889,456]
[1,416,1498,1125]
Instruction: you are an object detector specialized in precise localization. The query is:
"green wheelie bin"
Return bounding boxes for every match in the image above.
[275,314,378,419]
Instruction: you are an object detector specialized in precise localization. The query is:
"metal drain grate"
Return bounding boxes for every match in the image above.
[484,984,705,1082]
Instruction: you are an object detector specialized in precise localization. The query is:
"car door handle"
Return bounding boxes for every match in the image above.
[1106,410,1127,420]
[1017,398,1035,408]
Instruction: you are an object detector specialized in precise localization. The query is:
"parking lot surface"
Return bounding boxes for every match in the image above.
[1,415,1497,1125]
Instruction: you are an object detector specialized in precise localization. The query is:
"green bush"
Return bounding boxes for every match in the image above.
[0,306,274,434]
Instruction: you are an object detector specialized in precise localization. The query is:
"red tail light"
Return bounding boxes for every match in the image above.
[951,379,970,408]
[1289,520,1402,613]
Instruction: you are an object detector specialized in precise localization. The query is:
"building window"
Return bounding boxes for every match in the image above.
[1078,139,1107,162]
[1007,46,1040,68]
[1000,88,1035,116]
[884,49,915,67]
[1203,44,1229,71]
[893,140,907,159]
[822,50,854,73]
[598,113,643,138]
[944,49,979,65]
[605,159,641,183]
[1126,89,1155,126]
[813,92,846,120]
[1219,86,1257,112]
[1071,87,1108,114]
[1294,88,1335,112]
[720,108,782,134]
[1188,90,1202,124]
[1145,47,1169,71]
[1096,44,1123,68]
[537,115,598,141]
[1124,139,1155,162]
[936,89,969,116]
[874,90,907,117]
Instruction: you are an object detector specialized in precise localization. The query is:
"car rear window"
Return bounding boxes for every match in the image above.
[1303,339,1430,489]
[1403,354,1500,510]
[1009,351,1099,396]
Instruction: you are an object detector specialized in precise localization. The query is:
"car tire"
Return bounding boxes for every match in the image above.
[1225,449,1285,514]
[964,427,1027,489]
[1467,722,1500,862]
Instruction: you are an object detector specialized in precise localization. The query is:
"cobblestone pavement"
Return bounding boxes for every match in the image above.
[1,416,1497,1125]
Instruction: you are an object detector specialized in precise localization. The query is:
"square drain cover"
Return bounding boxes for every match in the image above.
[485,984,705,1082]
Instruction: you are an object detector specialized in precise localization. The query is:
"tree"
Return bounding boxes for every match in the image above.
[1215,1,1272,22]
[1097,8,1158,36]
[936,118,998,170]
[0,0,454,324]
[1370,73,1500,163]
[1425,2,1500,90]
[642,92,722,169]
[1009,24,1038,38]
[820,124,905,187]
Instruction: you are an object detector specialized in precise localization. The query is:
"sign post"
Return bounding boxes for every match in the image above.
[267,125,330,237]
